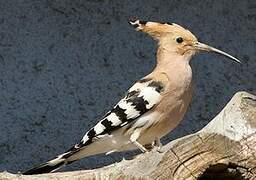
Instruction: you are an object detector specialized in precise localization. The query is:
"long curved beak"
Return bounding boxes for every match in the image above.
[194,42,241,63]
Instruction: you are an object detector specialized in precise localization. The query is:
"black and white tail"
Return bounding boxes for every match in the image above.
[22,160,65,175]
[22,151,75,175]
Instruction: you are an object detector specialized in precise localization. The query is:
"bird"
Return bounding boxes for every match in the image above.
[22,19,241,175]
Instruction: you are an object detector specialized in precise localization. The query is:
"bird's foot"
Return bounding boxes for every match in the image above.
[152,138,164,153]
[132,140,149,153]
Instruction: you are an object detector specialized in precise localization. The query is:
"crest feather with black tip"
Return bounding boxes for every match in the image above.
[129,19,197,42]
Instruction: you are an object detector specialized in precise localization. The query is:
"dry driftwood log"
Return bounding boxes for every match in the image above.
[1,91,256,180]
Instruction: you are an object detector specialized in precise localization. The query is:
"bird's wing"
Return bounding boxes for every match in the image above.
[67,77,165,153]
[22,78,165,175]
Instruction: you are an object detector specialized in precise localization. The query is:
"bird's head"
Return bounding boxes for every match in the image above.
[129,19,241,63]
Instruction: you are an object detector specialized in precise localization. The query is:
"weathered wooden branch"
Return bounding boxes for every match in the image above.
[1,91,256,180]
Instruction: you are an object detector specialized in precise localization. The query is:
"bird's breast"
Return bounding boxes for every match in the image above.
[146,64,193,140]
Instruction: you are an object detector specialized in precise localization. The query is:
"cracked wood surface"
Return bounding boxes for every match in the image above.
[1,91,256,179]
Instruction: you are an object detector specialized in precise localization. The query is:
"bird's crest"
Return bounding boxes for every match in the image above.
[129,19,197,42]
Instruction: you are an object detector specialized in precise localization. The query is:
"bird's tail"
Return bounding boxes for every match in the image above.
[22,130,120,174]
[22,151,74,175]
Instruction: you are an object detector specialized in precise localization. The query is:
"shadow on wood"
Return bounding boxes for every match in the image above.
[1,91,256,179]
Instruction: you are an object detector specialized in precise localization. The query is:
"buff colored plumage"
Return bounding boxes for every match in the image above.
[23,20,240,175]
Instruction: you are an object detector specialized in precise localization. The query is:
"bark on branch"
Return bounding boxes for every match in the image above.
[1,91,256,180]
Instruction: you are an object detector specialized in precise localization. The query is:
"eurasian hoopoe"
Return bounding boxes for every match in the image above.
[23,20,240,175]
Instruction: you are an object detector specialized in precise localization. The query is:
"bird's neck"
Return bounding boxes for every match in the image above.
[156,47,193,67]
[153,47,193,93]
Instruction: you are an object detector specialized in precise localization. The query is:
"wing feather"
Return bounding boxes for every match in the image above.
[64,78,165,156]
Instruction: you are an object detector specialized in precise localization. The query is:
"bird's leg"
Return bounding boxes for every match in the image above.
[144,143,154,151]
[153,137,162,147]
[132,140,148,153]
[130,130,148,153]
[152,137,164,153]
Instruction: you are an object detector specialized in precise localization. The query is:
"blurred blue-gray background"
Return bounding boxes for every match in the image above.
[0,0,255,173]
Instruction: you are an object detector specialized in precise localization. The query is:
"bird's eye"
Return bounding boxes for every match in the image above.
[176,37,183,43]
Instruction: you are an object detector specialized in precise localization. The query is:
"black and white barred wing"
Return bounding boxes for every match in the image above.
[74,78,164,150]
[22,79,164,175]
